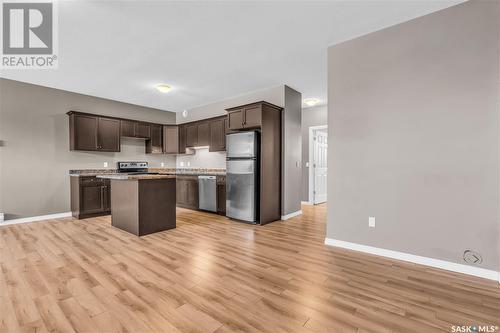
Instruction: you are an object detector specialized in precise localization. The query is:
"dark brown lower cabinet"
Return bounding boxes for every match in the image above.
[216,176,226,215]
[176,176,199,210]
[70,176,111,219]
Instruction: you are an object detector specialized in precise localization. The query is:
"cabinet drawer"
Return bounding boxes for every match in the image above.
[80,176,109,186]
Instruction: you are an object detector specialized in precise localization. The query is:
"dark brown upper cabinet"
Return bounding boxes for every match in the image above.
[120,119,136,137]
[136,122,151,139]
[226,103,262,130]
[186,123,198,147]
[227,108,244,130]
[197,121,210,147]
[120,120,150,139]
[178,123,187,154]
[146,124,163,154]
[97,117,121,151]
[209,117,226,152]
[163,125,179,154]
[68,112,120,152]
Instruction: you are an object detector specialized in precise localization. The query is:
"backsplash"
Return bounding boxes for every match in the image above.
[176,147,226,169]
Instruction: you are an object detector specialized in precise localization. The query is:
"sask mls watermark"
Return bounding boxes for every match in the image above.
[1,0,58,69]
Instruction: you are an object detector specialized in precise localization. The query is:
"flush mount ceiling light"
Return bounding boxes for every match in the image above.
[303,98,320,107]
[156,84,172,93]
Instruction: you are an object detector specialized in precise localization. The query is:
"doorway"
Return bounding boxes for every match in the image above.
[309,126,328,204]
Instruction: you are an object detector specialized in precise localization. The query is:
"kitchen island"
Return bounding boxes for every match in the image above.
[97,174,176,236]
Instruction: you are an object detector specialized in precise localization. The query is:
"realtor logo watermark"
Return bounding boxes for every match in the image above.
[1,0,58,69]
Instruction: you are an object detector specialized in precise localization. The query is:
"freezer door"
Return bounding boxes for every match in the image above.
[226,131,257,158]
[226,160,257,222]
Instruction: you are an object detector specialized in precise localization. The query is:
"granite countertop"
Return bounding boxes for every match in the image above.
[69,168,226,177]
[97,174,177,180]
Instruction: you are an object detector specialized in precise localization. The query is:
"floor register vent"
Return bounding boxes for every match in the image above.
[463,250,482,265]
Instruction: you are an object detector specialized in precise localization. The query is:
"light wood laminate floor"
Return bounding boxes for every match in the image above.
[0,204,499,333]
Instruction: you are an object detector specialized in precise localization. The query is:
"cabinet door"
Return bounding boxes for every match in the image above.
[81,185,104,214]
[146,124,163,154]
[74,114,98,151]
[243,105,262,128]
[228,109,244,130]
[187,179,199,209]
[176,179,187,206]
[197,121,210,147]
[186,123,198,147]
[97,117,121,152]
[209,117,225,152]
[120,120,136,137]
[178,124,187,154]
[164,125,179,154]
[217,183,226,215]
[136,122,151,138]
[102,185,111,211]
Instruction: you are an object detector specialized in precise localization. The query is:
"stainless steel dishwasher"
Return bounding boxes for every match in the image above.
[198,175,217,212]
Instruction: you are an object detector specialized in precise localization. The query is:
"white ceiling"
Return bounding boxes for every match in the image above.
[0,0,463,112]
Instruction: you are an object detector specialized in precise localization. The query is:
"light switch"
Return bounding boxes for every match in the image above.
[306,162,309,167]
[161,162,165,167]
[180,162,185,167]
[369,217,376,228]
[103,162,108,168]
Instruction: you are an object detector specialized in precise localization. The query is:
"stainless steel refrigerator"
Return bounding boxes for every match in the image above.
[226,131,259,223]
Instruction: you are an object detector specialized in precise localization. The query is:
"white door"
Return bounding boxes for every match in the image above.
[313,130,328,204]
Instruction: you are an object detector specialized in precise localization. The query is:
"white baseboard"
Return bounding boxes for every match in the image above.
[0,212,72,226]
[325,238,500,282]
[301,201,313,205]
[281,210,302,220]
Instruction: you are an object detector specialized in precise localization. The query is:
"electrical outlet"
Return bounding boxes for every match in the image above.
[305,162,309,167]
[103,162,108,168]
[187,161,191,167]
[180,162,185,167]
[0,212,4,222]
[369,217,376,228]
[161,162,165,167]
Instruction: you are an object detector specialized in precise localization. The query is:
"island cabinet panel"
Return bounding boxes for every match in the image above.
[70,176,111,219]
[209,117,227,152]
[69,112,120,152]
[163,125,179,154]
[146,124,163,154]
[186,123,198,147]
[197,121,210,146]
[176,176,199,210]
[97,117,121,152]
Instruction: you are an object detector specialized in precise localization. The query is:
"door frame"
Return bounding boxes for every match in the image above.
[308,125,328,205]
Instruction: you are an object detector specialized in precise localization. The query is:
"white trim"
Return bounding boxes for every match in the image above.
[281,210,302,220]
[309,125,328,204]
[301,201,313,205]
[0,212,72,226]
[325,238,500,282]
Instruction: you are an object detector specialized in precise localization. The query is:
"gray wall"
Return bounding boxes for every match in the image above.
[0,79,177,220]
[282,86,302,215]
[301,105,328,202]
[327,0,500,271]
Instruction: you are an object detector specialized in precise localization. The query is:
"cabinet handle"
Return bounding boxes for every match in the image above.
[100,186,104,209]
